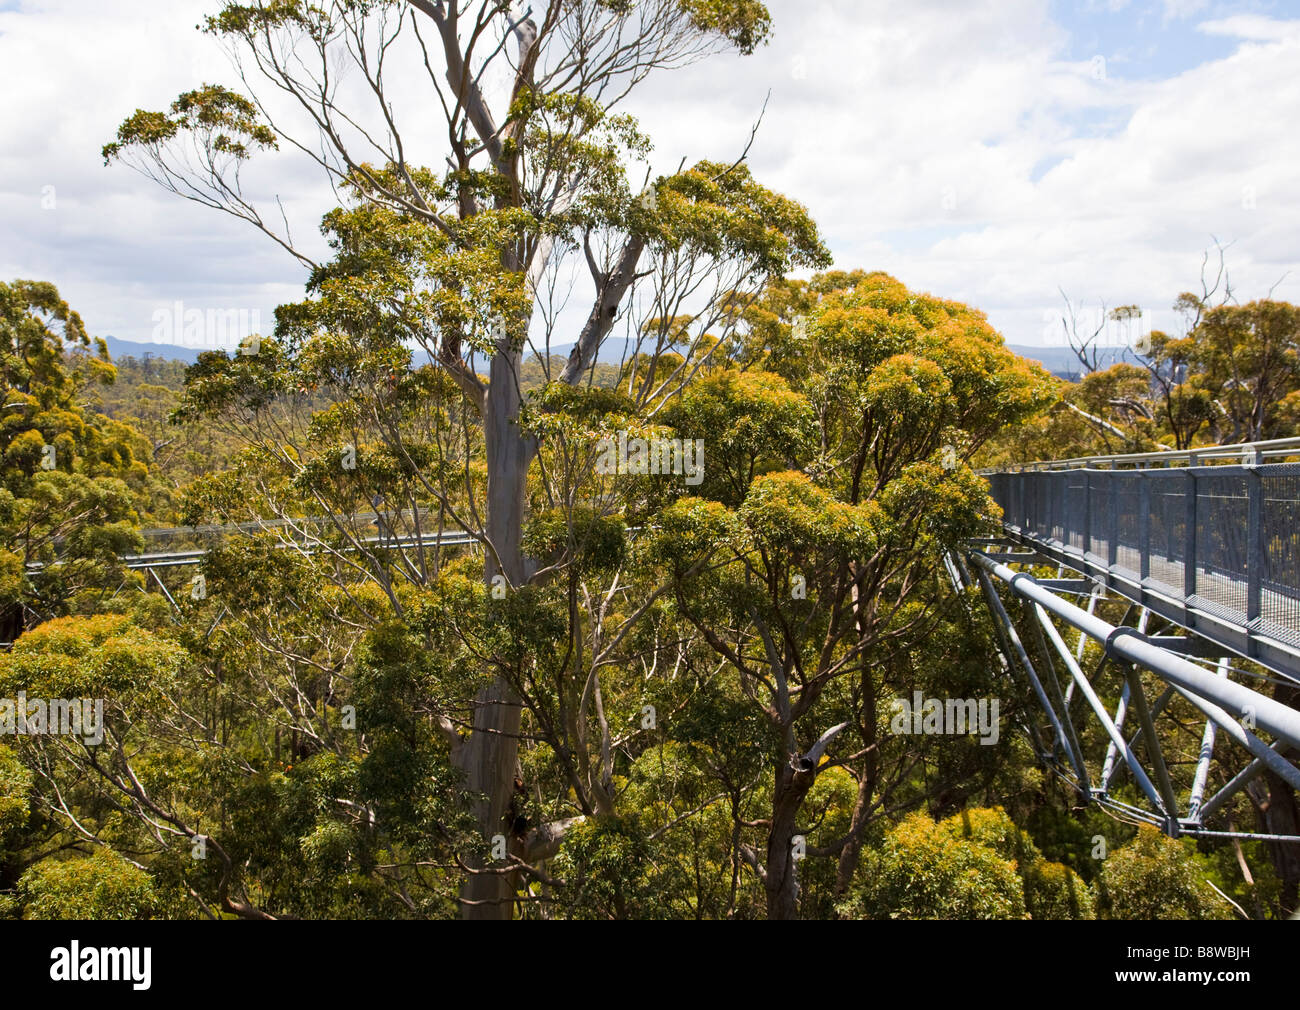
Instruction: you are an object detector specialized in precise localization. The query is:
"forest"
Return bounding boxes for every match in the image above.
[2,0,1299,922]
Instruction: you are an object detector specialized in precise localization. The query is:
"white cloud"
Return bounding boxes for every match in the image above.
[1163,0,1209,22]
[1,0,1298,352]
[1197,14,1300,40]
[624,0,1300,344]
[0,0,315,346]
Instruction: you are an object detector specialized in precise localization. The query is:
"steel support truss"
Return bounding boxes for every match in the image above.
[961,547,1300,844]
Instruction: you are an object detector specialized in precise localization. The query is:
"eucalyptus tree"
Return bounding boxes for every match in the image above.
[653,271,1057,917]
[0,280,149,642]
[104,0,824,916]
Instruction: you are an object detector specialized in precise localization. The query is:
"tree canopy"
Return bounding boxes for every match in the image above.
[2,0,1296,924]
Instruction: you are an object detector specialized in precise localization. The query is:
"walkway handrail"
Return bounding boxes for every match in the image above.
[982,456,1300,684]
[986,435,1300,473]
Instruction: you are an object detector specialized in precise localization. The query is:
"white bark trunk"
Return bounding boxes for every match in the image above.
[458,342,535,919]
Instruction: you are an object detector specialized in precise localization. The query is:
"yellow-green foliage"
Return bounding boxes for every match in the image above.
[1095,824,1233,920]
[0,744,31,843]
[843,807,1095,920]
[652,497,740,567]
[938,807,1092,919]
[19,848,158,920]
[1,280,151,624]
[739,470,880,556]
[1025,859,1095,920]
[841,810,1027,920]
[550,815,669,921]
[939,805,1042,864]
[523,505,627,573]
[660,369,818,508]
[0,614,186,703]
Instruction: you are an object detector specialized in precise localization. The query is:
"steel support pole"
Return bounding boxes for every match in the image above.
[1198,741,1295,822]
[1246,460,1263,656]
[1109,470,1119,569]
[1183,457,1197,627]
[1083,471,1092,559]
[1123,664,1181,826]
[975,568,1074,768]
[148,567,180,612]
[1027,603,1091,793]
[1123,685,1174,757]
[1031,603,1165,811]
[969,552,1300,751]
[1139,472,1150,589]
[976,569,1049,760]
[1064,587,1101,708]
[1188,657,1230,821]
[1169,685,1300,791]
[1100,681,1131,792]
[1101,609,1151,793]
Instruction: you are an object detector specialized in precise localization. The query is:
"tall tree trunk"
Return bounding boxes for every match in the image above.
[457,344,534,920]
[765,763,816,919]
[1255,769,1300,917]
[1254,682,1300,917]
[833,753,879,900]
[834,585,880,900]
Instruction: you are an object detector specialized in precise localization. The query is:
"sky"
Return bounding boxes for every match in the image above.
[1,0,1298,353]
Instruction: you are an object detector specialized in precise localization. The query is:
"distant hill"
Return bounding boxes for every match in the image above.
[543,338,639,367]
[102,335,204,365]
[1005,344,1133,380]
[97,334,1124,382]
[98,335,638,369]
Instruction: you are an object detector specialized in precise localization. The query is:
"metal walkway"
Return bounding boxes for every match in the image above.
[25,509,481,575]
[967,437,1300,844]
[985,437,1300,683]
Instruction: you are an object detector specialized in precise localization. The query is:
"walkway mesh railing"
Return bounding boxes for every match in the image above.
[984,439,1300,675]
